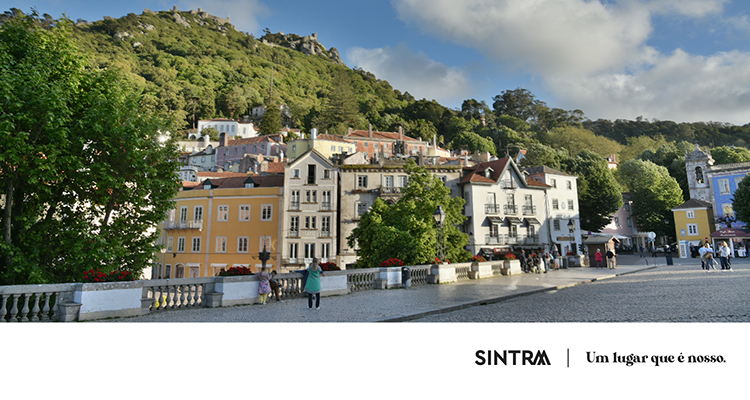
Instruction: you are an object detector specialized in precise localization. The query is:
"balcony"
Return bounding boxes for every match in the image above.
[320,230,331,238]
[486,234,504,245]
[525,235,541,244]
[289,230,300,238]
[485,203,501,214]
[165,220,203,231]
[377,186,401,198]
[501,179,516,189]
[504,204,518,215]
[290,201,300,211]
[522,205,536,215]
[321,201,332,211]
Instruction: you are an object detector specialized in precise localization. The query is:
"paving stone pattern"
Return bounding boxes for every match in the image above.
[104,254,748,323]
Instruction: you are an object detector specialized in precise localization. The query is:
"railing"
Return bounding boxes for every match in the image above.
[321,201,331,211]
[321,230,331,237]
[143,278,214,311]
[165,220,203,230]
[455,265,470,281]
[525,235,541,244]
[290,201,300,210]
[276,273,306,299]
[485,203,501,214]
[379,187,401,195]
[486,234,504,244]
[501,179,516,189]
[504,204,518,214]
[289,230,299,238]
[522,205,536,215]
[0,283,76,322]
[347,269,377,292]
[409,265,430,286]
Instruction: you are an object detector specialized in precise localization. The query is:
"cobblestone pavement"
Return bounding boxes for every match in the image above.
[412,255,750,322]
[105,253,747,323]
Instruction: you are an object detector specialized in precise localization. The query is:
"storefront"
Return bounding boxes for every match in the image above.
[710,228,750,258]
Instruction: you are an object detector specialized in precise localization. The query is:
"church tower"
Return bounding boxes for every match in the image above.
[685,145,714,203]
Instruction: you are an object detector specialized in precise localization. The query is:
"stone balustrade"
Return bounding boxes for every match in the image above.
[0,261,517,322]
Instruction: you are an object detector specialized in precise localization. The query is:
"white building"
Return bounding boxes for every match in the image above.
[280,149,339,271]
[197,118,257,139]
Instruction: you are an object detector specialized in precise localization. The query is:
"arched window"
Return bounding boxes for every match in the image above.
[695,166,704,184]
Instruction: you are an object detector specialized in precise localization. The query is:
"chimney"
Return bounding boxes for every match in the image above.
[220,132,228,147]
[311,128,318,140]
[368,124,372,138]
[348,127,353,135]
[399,126,403,140]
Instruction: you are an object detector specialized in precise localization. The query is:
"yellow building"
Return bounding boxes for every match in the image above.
[155,175,284,278]
[671,199,715,258]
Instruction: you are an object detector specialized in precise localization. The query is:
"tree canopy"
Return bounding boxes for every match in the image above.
[0,13,181,284]
[347,160,470,268]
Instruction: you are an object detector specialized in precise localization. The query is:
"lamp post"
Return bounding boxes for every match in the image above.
[259,244,271,270]
[433,205,446,263]
[568,219,576,252]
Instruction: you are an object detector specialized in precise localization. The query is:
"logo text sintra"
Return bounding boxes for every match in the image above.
[475,350,551,366]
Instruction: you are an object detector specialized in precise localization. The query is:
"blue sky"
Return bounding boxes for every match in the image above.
[9,0,750,125]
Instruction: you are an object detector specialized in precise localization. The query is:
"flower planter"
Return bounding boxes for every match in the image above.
[503,259,522,275]
[74,281,143,321]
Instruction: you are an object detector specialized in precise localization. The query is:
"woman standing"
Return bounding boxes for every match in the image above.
[257,266,272,304]
[304,258,324,310]
[594,249,603,269]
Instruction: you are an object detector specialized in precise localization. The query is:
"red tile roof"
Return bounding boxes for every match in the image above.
[346,130,420,142]
[317,134,354,143]
[265,162,285,174]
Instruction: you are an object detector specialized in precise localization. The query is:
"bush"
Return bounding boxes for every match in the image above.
[471,255,486,262]
[319,262,340,271]
[218,266,254,276]
[504,254,517,260]
[379,258,404,267]
[82,269,135,283]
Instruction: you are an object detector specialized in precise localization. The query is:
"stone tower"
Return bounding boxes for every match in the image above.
[685,144,714,202]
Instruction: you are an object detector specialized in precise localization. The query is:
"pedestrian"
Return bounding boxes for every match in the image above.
[269,270,283,302]
[639,245,645,258]
[606,248,616,269]
[701,243,717,270]
[718,241,731,270]
[542,250,549,273]
[304,257,324,310]
[594,249,603,268]
[257,265,272,304]
[520,250,528,273]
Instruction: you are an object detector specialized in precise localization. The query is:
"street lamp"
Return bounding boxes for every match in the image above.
[433,205,446,262]
[259,244,271,270]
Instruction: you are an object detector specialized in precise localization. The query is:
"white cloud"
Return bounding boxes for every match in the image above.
[347,44,474,103]
[392,0,750,124]
[179,0,269,33]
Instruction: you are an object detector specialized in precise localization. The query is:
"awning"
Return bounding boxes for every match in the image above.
[525,217,541,225]
[506,217,523,225]
[488,216,504,224]
[710,228,750,238]
[480,248,494,256]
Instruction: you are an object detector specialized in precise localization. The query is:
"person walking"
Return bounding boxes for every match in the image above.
[520,250,528,273]
[639,245,645,258]
[541,250,549,273]
[701,243,717,270]
[304,257,324,310]
[257,266,272,304]
[718,241,731,270]
[606,248,616,269]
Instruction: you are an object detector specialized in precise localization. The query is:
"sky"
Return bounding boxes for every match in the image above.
[8,0,750,125]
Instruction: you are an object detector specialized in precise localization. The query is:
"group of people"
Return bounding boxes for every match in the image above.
[593,248,617,269]
[256,257,325,309]
[520,248,560,273]
[698,241,733,271]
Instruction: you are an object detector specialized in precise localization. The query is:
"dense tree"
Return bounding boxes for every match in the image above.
[732,177,750,226]
[316,69,359,131]
[0,13,181,284]
[347,160,469,268]
[259,104,283,135]
[540,126,622,160]
[562,151,624,232]
[710,146,750,165]
[519,143,568,171]
[619,159,684,240]
[492,88,542,122]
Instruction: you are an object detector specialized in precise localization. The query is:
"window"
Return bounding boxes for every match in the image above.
[687,224,699,235]
[528,224,536,236]
[627,218,632,227]
[237,237,249,253]
[399,176,408,187]
[179,206,188,224]
[614,217,620,227]
[233,148,238,156]
[289,243,298,260]
[357,202,369,216]
[321,243,330,260]
[507,193,515,206]
[177,237,186,253]
[290,216,299,236]
[293,169,300,178]
[552,199,559,210]
[164,265,171,279]
[551,179,557,188]
[490,223,499,237]
[568,200,574,210]
[509,224,517,238]
[695,167,704,184]
[566,180,572,190]
[261,205,272,221]
[217,205,229,221]
[486,192,496,205]
[216,237,227,253]
[686,210,695,219]
[722,203,735,218]
[331,145,336,152]
[304,243,315,259]
[385,175,394,188]
[166,237,173,253]
[553,220,560,231]
[736,176,745,188]
[201,156,206,163]
[239,205,251,221]
[625,203,631,212]
[322,216,331,236]
[306,190,317,203]
[305,216,317,229]
[525,195,533,205]
[357,175,368,188]
[259,236,272,252]
[324,169,331,179]
[307,164,316,184]
[192,237,201,253]
[718,178,731,195]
